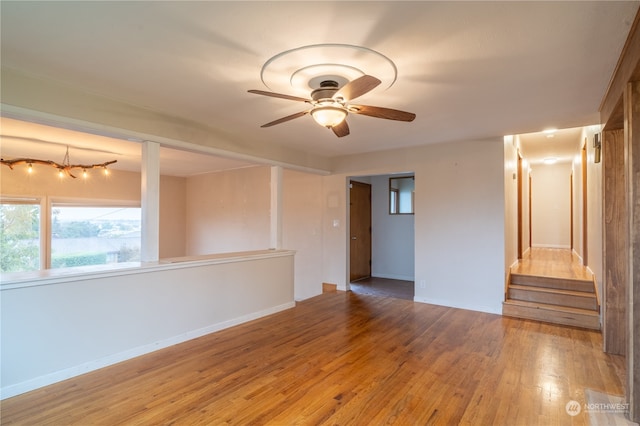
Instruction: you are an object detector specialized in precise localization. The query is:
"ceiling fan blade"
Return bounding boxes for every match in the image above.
[248,89,310,103]
[260,110,309,128]
[331,120,350,138]
[335,75,381,102]
[349,105,416,122]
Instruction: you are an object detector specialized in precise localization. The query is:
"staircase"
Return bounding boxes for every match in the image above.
[502,273,600,330]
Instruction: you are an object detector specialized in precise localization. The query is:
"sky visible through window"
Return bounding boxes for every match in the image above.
[54,207,140,222]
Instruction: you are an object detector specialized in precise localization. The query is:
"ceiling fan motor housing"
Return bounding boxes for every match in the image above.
[311,80,340,102]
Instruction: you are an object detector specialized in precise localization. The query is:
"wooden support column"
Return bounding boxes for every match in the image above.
[141,141,160,262]
[625,80,640,422]
[598,9,640,420]
[603,128,627,356]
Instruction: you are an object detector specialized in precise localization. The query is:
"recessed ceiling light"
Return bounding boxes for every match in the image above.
[543,157,558,165]
[543,128,557,134]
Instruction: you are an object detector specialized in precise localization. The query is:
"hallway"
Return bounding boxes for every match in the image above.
[511,248,592,281]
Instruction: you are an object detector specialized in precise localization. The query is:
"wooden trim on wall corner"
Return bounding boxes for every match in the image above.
[600,8,640,129]
[322,282,338,293]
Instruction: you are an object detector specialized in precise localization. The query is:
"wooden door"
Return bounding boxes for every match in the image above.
[349,181,371,282]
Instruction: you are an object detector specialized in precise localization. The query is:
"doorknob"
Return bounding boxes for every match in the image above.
[351,236,357,240]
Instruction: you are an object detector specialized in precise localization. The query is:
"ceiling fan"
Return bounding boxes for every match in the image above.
[248,75,416,137]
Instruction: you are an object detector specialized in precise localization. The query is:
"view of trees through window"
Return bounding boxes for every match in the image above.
[0,202,141,273]
[0,202,40,272]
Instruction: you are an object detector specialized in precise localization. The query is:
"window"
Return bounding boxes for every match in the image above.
[389,176,415,214]
[51,205,141,268]
[0,199,41,272]
[390,188,399,214]
[0,198,140,273]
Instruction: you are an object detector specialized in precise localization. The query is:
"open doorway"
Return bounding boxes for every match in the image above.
[349,174,415,300]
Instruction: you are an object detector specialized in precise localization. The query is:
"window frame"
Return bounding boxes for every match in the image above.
[389,176,415,215]
[0,195,141,272]
[48,198,141,269]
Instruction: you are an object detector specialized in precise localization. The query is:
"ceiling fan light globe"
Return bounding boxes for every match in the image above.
[310,106,347,128]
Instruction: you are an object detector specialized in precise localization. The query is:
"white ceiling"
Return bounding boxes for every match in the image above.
[518,127,587,165]
[1,1,638,175]
[0,117,256,177]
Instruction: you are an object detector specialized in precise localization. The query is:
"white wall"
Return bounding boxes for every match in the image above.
[159,175,187,258]
[183,166,326,301]
[572,143,585,260]
[370,174,414,281]
[504,136,519,272]
[522,160,531,254]
[282,169,324,300]
[1,251,295,398]
[531,162,572,248]
[185,166,271,254]
[321,174,349,289]
[329,138,505,314]
[584,126,603,295]
[413,140,504,314]
[0,164,142,201]
[514,134,532,257]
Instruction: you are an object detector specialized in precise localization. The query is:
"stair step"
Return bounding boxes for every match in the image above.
[502,299,600,330]
[508,284,598,310]
[510,273,594,292]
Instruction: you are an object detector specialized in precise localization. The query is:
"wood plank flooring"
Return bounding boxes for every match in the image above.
[349,277,414,300]
[1,291,625,425]
[511,248,593,281]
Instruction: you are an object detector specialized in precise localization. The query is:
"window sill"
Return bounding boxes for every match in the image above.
[1,249,295,290]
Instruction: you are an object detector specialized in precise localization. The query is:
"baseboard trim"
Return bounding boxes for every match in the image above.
[531,244,572,249]
[572,248,585,265]
[413,296,501,315]
[370,273,415,282]
[1,301,295,400]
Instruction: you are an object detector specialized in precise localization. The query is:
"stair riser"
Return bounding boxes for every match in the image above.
[502,304,600,330]
[508,289,598,310]
[510,275,593,292]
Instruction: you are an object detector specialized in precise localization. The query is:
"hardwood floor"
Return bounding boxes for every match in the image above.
[349,276,414,300]
[1,291,625,425]
[511,248,593,281]
[504,248,601,329]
